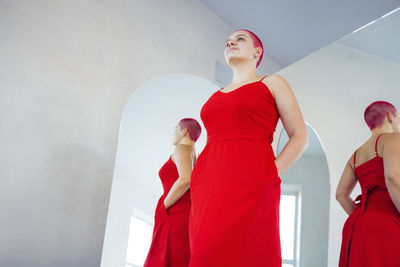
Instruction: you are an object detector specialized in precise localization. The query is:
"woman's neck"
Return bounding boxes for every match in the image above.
[177,138,195,148]
[371,125,392,136]
[231,64,259,85]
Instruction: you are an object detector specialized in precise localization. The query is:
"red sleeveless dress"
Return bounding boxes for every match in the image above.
[339,134,400,267]
[144,156,191,267]
[189,77,281,267]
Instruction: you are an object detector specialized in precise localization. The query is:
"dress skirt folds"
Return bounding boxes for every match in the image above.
[144,157,191,267]
[339,136,400,267]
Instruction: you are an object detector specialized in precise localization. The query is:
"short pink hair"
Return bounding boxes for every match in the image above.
[179,118,202,142]
[364,101,397,130]
[235,29,264,68]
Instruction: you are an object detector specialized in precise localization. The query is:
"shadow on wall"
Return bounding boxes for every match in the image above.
[100,74,218,267]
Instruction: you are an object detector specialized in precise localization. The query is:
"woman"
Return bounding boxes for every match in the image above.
[189,29,308,267]
[144,118,201,267]
[336,101,400,267]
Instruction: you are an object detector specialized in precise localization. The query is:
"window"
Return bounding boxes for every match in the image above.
[125,208,153,267]
[280,185,301,267]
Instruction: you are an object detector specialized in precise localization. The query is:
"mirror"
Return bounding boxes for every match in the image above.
[100,74,217,267]
[276,7,400,267]
[277,123,330,267]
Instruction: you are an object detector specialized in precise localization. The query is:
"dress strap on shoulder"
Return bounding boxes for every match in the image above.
[259,75,268,82]
[353,150,357,168]
[375,133,385,155]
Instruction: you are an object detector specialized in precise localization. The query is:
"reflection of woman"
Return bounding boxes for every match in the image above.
[189,29,308,266]
[337,101,400,267]
[144,118,201,267]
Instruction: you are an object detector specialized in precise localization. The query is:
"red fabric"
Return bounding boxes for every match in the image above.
[339,135,400,267]
[189,78,282,267]
[144,156,191,267]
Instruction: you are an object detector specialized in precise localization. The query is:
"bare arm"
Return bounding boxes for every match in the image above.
[263,75,308,176]
[163,145,194,210]
[336,157,358,215]
[383,134,400,213]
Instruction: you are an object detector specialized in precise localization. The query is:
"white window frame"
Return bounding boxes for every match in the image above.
[125,207,154,267]
[281,184,302,267]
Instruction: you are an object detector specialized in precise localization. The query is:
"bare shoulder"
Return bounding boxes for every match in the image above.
[262,74,289,86]
[347,151,358,170]
[262,74,292,95]
[380,133,400,163]
[263,74,286,82]
[382,132,400,145]
[173,144,192,159]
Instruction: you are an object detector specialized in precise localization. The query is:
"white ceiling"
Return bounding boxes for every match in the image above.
[198,0,400,68]
[337,8,400,64]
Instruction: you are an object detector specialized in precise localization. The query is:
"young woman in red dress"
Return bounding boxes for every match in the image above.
[336,101,400,267]
[189,29,308,267]
[144,118,201,267]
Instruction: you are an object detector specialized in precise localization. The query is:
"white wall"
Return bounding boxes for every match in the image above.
[277,43,400,267]
[0,0,280,266]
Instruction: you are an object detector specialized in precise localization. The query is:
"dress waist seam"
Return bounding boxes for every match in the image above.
[207,137,271,144]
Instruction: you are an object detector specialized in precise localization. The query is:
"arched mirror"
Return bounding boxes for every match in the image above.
[277,123,330,267]
[100,74,218,267]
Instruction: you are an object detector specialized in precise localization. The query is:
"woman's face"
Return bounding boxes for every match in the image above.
[172,124,185,145]
[224,31,259,67]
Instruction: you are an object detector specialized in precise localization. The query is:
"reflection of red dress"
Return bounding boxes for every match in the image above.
[189,77,282,267]
[144,156,191,267]
[339,135,400,267]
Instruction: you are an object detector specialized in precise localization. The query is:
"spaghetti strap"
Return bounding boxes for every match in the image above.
[259,75,268,82]
[353,150,357,168]
[375,133,384,155]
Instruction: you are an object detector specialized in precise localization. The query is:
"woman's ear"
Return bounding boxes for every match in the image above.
[388,112,393,123]
[256,47,263,56]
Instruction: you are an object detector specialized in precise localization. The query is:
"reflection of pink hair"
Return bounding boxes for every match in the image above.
[364,101,397,130]
[179,118,202,142]
[235,29,264,68]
